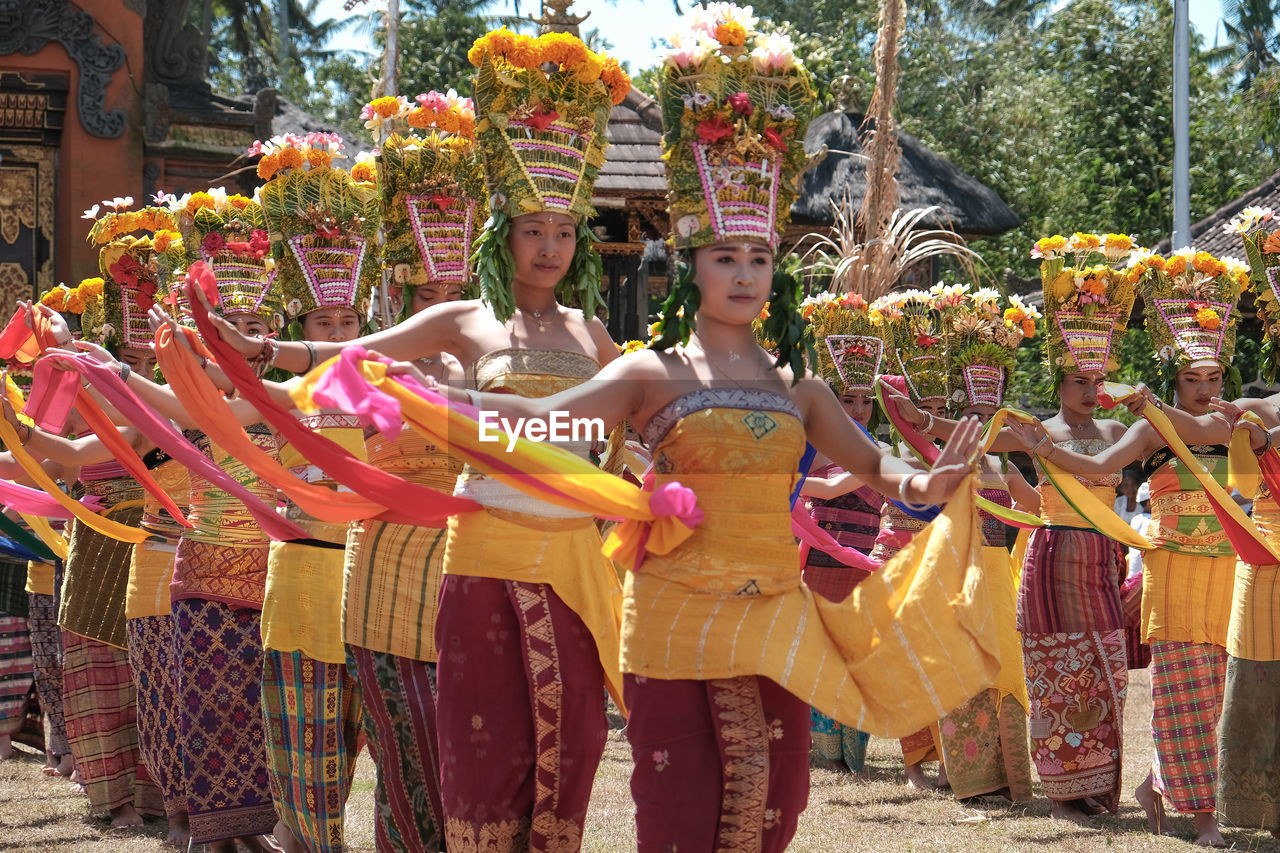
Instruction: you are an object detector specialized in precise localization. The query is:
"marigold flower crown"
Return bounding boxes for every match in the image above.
[366,91,485,315]
[934,283,1038,411]
[659,3,815,251]
[1035,232,1142,384]
[873,289,949,407]
[801,290,881,394]
[248,133,381,332]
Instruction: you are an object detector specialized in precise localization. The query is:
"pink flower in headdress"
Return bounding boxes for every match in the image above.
[916,332,939,347]
[727,92,753,116]
[248,229,270,259]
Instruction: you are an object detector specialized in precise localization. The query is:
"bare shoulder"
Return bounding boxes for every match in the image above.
[582,314,619,361]
[1096,417,1136,443]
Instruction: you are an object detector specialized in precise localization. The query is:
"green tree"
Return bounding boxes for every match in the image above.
[1207,0,1280,88]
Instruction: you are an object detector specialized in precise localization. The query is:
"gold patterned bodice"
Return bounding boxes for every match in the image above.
[1036,438,1122,528]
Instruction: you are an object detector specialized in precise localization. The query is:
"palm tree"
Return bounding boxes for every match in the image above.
[1207,0,1280,88]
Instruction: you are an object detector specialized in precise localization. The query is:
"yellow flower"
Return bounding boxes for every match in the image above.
[370,96,402,118]
[350,161,377,183]
[185,192,216,213]
[714,21,747,46]
[40,288,67,311]
[1195,307,1221,330]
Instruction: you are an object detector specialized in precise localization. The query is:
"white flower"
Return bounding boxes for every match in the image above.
[689,1,758,39]
[1159,345,1175,361]
[665,30,713,68]
[81,204,100,220]
[287,298,302,316]
[769,104,795,120]
[676,215,701,237]
[355,150,376,166]
[207,187,229,211]
[1224,205,1275,235]
[970,286,1001,309]
[750,31,797,73]
[108,196,134,211]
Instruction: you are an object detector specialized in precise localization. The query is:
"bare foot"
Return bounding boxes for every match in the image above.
[56,753,74,777]
[1192,813,1227,848]
[0,734,12,759]
[237,834,285,852]
[1135,775,1170,836]
[109,803,144,828]
[904,762,938,790]
[1080,797,1108,815]
[1049,799,1096,828]
[42,752,60,775]
[273,819,307,853]
[164,811,191,848]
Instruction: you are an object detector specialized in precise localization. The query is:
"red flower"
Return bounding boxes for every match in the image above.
[202,232,226,254]
[763,126,792,153]
[727,92,753,116]
[109,255,144,288]
[527,107,560,131]
[315,222,343,240]
[134,280,157,313]
[431,195,456,210]
[226,240,251,256]
[248,229,271,259]
[916,332,939,347]
[696,115,734,145]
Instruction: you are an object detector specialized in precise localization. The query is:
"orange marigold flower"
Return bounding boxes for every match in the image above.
[1263,232,1280,254]
[714,21,747,46]
[41,289,67,311]
[1021,318,1036,338]
[1081,277,1106,295]
[350,162,377,183]
[1003,307,1026,324]
[1195,307,1221,330]
[1164,255,1188,276]
[257,152,280,180]
[227,194,252,210]
[80,277,104,298]
[186,192,216,213]
[307,148,331,168]
[1192,251,1224,276]
[1147,254,1166,271]
[370,96,402,118]
[152,230,179,252]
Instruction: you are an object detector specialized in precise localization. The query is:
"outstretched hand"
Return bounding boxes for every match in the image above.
[18,301,72,346]
[880,381,927,429]
[1007,418,1050,455]
[913,415,982,505]
[188,283,261,358]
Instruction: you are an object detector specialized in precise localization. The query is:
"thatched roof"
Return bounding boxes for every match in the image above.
[792,111,1022,237]
[594,89,665,201]
[1154,167,1280,257]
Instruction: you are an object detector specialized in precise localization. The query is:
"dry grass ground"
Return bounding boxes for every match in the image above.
[3,669,1278,852]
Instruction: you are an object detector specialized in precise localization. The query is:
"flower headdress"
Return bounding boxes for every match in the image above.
[467,29,630,322]
[1036,232,1140,386]
[1233,207,1280,382]
[79,198,185,352]
[650,5,820,381]
[250,134,380,335]
[1136,245,1251,398]
[163,188,280,327]
[660,4,814,251]
[874,289,948,407]
[939,284,1038,411]
[802,290,881,393]
[368,91,485,319]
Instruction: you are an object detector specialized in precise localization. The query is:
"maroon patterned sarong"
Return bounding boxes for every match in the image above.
[435,575,606,852]
[625,673,810,853]
[127,614,186,818]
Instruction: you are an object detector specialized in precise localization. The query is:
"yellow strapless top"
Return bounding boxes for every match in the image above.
[1038,438,1121,528]
[639,390,804,596]
[365,428,464,493]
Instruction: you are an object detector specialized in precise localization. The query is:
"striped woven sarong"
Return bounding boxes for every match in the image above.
[0,615,34,736]
[127,614,186,818]
[1217,657,1280,831]
[28,592,68,755]
[1149,639,1227,813]
[347,645,445,853]
[62,629,161,815]
[262,649,363,852]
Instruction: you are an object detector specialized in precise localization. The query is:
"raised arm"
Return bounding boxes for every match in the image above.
[197,285,474,373]
[1008,418,1149,477]
[800,469,867,500]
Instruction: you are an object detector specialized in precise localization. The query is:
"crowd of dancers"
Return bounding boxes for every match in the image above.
[0,6,1277,851]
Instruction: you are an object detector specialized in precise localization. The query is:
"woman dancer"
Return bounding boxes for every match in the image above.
[343,90,477,853]
[799,293,885,774]
[1011,244,1254,845]
[202,31,633,850]
[402,11,994,848]
[25,554,71,776]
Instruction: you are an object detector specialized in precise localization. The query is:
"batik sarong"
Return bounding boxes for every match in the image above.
[62,629,162,815]
[173,597,276,841]
[938,688,1033,801]
[625,673,810,853]
[347,645,444,853]
[900,725,941,766]
[1022,630,1128,811]
[1149,639,1227,813]
[127,614,186,818]
[0,615,35,737]
[60,507,144,649]
[262,649,363,852]
[436,575,606,853]
[28,591,68,756]
[810,708,869,773]
[1216,657,1280,831]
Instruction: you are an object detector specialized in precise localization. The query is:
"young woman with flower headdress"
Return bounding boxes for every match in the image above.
[931,284,1039,805]
[383,9,997,849]
[795,291,886,776]
[199,31,632,850]
[1195,208,1280,842]
[1005,241,1261,845]
[326,90,478,853]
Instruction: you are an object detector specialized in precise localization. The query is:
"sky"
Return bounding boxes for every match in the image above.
[316,0,1233,71]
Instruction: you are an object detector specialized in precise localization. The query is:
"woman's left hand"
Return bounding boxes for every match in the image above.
[914,415,982,504]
